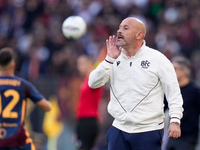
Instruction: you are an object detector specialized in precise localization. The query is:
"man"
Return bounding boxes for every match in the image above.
[166,56,200,150]
[0,47,51,150]
[88,17,183,150]
[75,55,103,150]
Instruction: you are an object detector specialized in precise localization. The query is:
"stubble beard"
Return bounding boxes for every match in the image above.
[117,39,126,48]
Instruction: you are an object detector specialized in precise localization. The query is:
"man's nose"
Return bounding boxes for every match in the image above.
[117,28,122,34]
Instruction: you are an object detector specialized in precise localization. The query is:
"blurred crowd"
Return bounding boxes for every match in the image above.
[1,0,200,149]
[0,0,200,82]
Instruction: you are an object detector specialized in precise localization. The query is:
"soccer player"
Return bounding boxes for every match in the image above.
[0,47,51,150]
[88,17,183,150]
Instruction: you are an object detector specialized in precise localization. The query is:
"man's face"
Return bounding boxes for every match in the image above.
[116,19,137,47]
[173,62,184,81]
[77,56,88,76]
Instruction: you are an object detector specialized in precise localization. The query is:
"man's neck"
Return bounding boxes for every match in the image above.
[123,41,143,57]
[0,70,14,76]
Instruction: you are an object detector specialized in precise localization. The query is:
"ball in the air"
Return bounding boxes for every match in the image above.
[62,16,87,40]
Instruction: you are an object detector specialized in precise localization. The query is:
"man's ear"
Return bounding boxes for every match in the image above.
[136,31,144,40]
[11,61,15,70]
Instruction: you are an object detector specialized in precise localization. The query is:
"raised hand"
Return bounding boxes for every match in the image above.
[106,35,122,59]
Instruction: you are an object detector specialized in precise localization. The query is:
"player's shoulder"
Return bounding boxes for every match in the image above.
[11,76,34,88]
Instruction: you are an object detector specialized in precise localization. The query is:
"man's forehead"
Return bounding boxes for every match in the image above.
[120,18,136,26]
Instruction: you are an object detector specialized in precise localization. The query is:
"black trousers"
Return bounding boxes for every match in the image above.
[167,137,197,150]
[76,118,99,150]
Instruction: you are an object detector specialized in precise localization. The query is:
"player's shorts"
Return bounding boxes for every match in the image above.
[76,118,99,150]
[106,126,164,150]
[0,143,35,150]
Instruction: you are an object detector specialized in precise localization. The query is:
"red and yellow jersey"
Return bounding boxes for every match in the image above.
[0,76,44,147]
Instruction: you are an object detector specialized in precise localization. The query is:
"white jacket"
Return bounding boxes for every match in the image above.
[88,41,183,133]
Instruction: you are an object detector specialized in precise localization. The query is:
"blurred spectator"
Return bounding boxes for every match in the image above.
[166,56,200,150]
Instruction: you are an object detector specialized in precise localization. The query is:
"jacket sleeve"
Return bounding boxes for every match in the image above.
[158,54,183,124]
[88,55,115,89]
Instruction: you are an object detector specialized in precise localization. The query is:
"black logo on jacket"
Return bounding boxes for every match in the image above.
[117,61,120,66]
[141,60,150,69]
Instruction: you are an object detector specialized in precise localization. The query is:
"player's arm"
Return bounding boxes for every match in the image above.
[36,98,51,111]
[24,80,52,111]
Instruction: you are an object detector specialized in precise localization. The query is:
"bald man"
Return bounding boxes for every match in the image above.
[88,17,183,150]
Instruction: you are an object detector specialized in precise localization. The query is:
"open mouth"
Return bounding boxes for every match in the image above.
[117,35,124,40]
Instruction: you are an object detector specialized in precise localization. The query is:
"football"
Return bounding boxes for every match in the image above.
[62,16,87,40]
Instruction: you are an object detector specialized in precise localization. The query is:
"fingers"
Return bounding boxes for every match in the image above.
[168,132,181,138]
[106,39,108,47]
[106,35,116,46]
[168,129,181,139]
[168,122,181,139]
[106,35,121,59]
